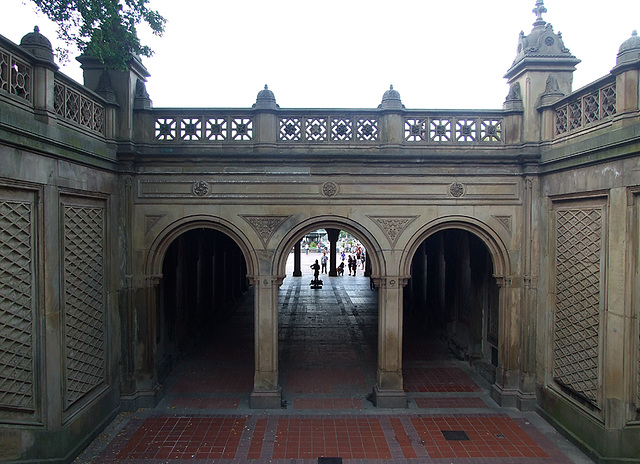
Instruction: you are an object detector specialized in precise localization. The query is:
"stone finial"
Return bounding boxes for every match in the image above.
[134,79,152,109]
[379,85,404,110]
[19,25,55,62]
[532,0,547,27]
[616,30,640,66]
[253,84,279,109]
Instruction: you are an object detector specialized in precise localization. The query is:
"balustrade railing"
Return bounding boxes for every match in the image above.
[53,76,105,134]
[154,111,254,142]
[403,112,504,144]
[152,109,506,146]
[0,44,32,104]
[554,76,617,138]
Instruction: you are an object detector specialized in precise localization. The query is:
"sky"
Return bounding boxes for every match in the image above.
[1,0,639,110]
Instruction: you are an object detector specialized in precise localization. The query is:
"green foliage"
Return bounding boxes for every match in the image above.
[31,0,165,70]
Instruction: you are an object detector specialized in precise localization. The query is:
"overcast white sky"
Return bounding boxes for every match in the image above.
[1,0,638,109]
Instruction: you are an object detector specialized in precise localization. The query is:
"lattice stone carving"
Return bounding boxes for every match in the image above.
[430,119,452,142]
[63,204,106,408]
[405,118,426,142]
[480,119,502,142]
[155,118,176,140]
[305,118,327,141]
[280,117,301,141]
[569,101,582,131]
[231,118,252,140]
[53,81,104,133]
[0,199,34,411]
[600,85,616,118]
[240,215,290,248]
[205,118,227,141]
[356,118,378,141]
[555,106,568,135]
[9,56,32,102]
[455,119,476,142]
[553,207,602,405]
[331,118,352,141]
[180,118,202,140]
[368,215,418,246]
[0,51,8,93]
[555,83,616,137]
[583,92,599,125]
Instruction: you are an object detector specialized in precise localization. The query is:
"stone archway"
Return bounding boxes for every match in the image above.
[138,216,259,402]
[264,216,407,407]
[400,216,523,407]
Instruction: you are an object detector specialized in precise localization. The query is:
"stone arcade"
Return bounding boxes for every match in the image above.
[1,3,640,463]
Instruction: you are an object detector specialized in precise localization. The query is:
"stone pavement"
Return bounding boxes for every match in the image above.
[74,252,594,463]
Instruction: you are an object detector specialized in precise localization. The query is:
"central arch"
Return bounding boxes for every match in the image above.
[270,216,391,405]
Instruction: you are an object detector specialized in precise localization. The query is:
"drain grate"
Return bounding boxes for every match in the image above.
[441,430,470,441]
[318,458,343,464]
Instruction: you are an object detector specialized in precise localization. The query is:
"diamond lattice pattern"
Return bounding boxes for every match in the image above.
[554,208,602,405]
[63,205,105,408]
[0,200,34,411]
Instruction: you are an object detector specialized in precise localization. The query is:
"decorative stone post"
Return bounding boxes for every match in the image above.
[250,275,283,409]
[253,85,278,150]
[378,85,404,147]
[373,276,408,408]
[77,53,151,147]
[503,1,580,143]
[19,27,58,125]
[611,31,640,115]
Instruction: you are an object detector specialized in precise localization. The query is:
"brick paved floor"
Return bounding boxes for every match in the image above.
[74,252,594,463]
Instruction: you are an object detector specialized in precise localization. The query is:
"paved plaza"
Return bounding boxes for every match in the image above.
[73,252,593,463]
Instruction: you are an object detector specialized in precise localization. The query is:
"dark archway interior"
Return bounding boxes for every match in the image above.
[158,228,250,381]
[404,229,499,378]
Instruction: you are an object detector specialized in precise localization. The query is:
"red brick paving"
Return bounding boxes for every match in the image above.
[272,417,392,460]
[293,397,365,409]
[411,415,548,459]
[76,267,592,464]
[413,396,487,408]
[169,397,241,409]
[404,366,483,392]
[116,416,245,460]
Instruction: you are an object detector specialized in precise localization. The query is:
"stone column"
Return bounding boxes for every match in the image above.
[327,228,340,277]
[121,274,162,410]
[250,275,283,409]
[293,242,302,277]
[373,276,408,408]
[490,275,527,409]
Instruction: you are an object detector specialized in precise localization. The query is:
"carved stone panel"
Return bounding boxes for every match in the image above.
[553,203,604,407]
[240,215,290,248]
[368,216,418,246]
[61,197,106,410]
[0,189,36,415]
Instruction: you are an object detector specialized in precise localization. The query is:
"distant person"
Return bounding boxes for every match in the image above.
[305,244,309,255]
[337,261,345,276]
[321,252,328,274]
[310,259,320,280]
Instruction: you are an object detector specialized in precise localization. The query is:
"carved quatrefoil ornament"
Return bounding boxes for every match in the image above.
[193,181,210,197]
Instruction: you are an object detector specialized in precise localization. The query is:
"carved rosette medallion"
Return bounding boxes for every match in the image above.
[322,182,338,197]
[368,215,418,246]
[450,182,465,198]
[193,181,210,197]
[240,215,291,248]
